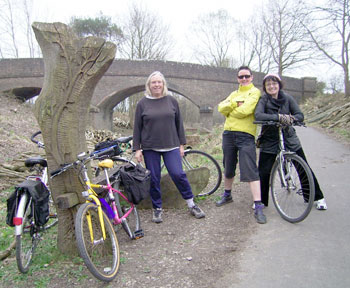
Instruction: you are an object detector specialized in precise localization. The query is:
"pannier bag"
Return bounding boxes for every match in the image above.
[6,190,19,227]
[94,139,122,158]
[119,163,151,205]
[6,180,50,227]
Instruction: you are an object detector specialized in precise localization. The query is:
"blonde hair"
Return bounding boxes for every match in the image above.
[145,71,168,97]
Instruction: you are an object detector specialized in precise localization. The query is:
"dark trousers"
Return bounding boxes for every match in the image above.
[143,149,194,209]
[258,148,324,207]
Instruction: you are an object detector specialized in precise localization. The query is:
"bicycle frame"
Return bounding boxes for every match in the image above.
[78,158,136,242]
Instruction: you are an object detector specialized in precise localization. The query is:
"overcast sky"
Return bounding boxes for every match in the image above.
[32,0,264,61]
[27,0,338,83]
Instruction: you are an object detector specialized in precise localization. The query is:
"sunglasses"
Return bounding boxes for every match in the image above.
[238,75,251,79]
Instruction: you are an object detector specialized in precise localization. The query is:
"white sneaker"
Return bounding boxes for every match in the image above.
[316,198,327,210]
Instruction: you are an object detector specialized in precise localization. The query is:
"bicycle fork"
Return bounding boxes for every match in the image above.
[85,193,108,244]
[277,154,296,190]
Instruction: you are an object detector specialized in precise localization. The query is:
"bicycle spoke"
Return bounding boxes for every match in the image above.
[75,203,120,282]
[271,154,315,223]
[16,199,36,273]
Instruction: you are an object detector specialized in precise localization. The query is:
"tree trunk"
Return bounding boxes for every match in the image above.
[344,73,350,98]
[32,22,116,255]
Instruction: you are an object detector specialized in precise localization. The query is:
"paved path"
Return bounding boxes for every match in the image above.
[215,127,350,288]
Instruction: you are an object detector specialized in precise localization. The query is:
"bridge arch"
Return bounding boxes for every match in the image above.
[94,79,198,131]
[0,58,317,131]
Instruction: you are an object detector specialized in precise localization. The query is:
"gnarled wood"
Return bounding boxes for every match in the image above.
[32,22,116,254]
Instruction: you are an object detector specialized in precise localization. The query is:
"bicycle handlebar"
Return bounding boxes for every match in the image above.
[50,145,117,178]
[254,120,305,127]
[31,131,45,148]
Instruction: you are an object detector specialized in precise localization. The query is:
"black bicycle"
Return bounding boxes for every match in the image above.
[255,121,315,223]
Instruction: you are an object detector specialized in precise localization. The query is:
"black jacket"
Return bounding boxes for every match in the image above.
[254,90,304,154]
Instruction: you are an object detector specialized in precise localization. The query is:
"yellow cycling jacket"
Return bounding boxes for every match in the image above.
[218,83,261,136]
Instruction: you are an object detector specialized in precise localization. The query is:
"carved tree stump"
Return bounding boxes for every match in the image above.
[32,22,116,254]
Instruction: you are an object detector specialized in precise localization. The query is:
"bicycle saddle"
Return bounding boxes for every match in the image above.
[116,136,132,143]
[25,157,48,168]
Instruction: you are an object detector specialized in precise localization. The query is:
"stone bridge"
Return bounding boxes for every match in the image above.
[0,58,316,130]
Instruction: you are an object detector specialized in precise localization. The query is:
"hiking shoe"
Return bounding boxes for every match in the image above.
[189,205,205,219]
[252,203,265,209]
[216,195,233,207]
[152,208,163,223]
[254,205,267,224]
[316,198,328,210]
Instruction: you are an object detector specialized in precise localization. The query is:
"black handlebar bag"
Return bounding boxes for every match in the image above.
[94,140,122,158]
[119,164,151,205]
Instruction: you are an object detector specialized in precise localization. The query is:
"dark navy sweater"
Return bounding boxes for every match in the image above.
[133,95,186,151]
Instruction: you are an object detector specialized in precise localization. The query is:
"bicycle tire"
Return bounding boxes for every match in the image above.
[270,153,315,223]
[182,150,222,197]
[16,195,37,273]
[75,202,120,282]
[42,194,58,230]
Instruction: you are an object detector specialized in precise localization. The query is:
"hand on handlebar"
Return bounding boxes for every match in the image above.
[279,114,296,125]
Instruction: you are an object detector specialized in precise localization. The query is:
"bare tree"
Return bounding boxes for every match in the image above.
[303,0,350,97]
[22,0,37,57]
[0,0,41,58]
[188,9,238,68]
[117,2,174,125]
[262,0,314,76]
[0,0,19,57]
[118,2,173,60]
[237,16,272,72]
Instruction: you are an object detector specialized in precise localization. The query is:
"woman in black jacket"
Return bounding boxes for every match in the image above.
[255,73,327,210]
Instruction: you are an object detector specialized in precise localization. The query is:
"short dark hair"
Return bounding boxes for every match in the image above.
[262,74,284,93]
[237,66,252,76]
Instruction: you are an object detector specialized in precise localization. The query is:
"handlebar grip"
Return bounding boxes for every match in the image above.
[50,168,63,178]
[50,163,73,178]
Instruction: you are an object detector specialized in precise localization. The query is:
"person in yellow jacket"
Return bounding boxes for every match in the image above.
[216,66,266,224]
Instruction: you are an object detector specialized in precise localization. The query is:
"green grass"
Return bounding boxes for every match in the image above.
[0,187,16,251]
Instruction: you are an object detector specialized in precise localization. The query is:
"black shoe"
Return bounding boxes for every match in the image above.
[254,205,267,224]
[216,195,233,207]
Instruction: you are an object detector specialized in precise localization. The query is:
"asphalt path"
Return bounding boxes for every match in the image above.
[215,126,350,288]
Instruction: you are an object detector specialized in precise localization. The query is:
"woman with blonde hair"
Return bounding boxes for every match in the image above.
[133,71,206,223]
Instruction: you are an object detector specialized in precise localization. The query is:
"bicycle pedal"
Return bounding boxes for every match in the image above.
[133,229,144,239]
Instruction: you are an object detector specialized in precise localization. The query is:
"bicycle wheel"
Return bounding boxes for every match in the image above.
[42,193,58,230]
[75,202,120,282]
[270,153,315,223]
[113,179,142,240]
[16,195,37,273]
[182,150,222,197]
